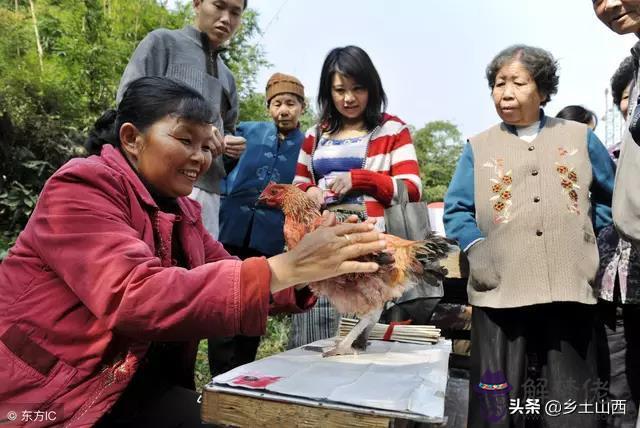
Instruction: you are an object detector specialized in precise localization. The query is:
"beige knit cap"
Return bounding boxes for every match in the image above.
[265,72,305,103]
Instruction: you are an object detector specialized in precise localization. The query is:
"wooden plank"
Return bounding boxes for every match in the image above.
[442,248,469,279]
[201,389,393,427]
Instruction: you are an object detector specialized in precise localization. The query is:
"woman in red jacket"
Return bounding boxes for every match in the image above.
[0,77,386,427]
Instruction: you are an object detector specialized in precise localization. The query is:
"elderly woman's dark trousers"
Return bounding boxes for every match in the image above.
[469,303,599,428]
[597,301,640,427]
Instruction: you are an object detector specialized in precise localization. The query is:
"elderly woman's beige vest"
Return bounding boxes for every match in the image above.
[468,117,599,308]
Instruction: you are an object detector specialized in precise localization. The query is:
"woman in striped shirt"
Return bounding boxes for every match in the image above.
[289,45,422,348]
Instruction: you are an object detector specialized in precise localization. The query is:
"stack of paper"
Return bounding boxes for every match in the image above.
[338,317,441,344]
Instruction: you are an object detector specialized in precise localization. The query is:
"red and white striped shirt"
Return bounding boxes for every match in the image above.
[294,113,422,230]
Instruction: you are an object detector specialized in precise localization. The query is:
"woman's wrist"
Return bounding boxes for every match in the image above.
[267,253,298,293]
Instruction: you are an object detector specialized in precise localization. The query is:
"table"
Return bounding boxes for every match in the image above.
[201,340,451,427]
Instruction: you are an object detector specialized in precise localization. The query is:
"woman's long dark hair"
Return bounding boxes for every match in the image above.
[317,46,387,134]
[85,77,213,155]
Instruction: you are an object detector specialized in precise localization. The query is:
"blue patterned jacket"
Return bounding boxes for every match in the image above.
[219,122,303,256]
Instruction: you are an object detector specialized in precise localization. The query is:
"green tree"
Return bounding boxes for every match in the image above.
[412,120,465,202]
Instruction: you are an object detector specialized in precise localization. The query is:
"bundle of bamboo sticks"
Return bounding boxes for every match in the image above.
[338,317,441,344]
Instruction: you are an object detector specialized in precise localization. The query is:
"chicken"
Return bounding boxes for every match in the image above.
[258,182,452,357]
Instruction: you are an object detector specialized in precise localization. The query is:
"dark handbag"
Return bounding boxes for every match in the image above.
[381,180,444,324]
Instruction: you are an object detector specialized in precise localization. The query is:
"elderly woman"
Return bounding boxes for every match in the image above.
[0,77,386,427]
[211,72,307,376]
[444,45,616,427]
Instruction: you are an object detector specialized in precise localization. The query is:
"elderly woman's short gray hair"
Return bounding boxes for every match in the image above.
[486,45,559,106]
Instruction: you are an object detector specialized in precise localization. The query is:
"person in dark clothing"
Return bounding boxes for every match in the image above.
[116,0,256,389]
[210,73,307,376]
[117,0,249,240]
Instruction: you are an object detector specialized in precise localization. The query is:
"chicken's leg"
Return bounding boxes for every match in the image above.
[323,308,383,357]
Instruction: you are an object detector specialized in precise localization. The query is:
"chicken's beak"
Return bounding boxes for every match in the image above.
[256,193,267,205]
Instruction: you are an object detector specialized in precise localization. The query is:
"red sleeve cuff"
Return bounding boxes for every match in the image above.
[239,257,272,336]
[350,169,394,206]
[270,286,317,315]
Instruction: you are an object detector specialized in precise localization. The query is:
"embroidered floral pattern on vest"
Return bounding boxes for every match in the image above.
[555,147,580,214]
[484,158,513,224]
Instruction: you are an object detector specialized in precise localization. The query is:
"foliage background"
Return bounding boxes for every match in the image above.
[0,0,463,389]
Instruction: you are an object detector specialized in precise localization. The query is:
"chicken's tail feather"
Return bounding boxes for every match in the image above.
[413,233,455,261]
[411,233,455,276]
